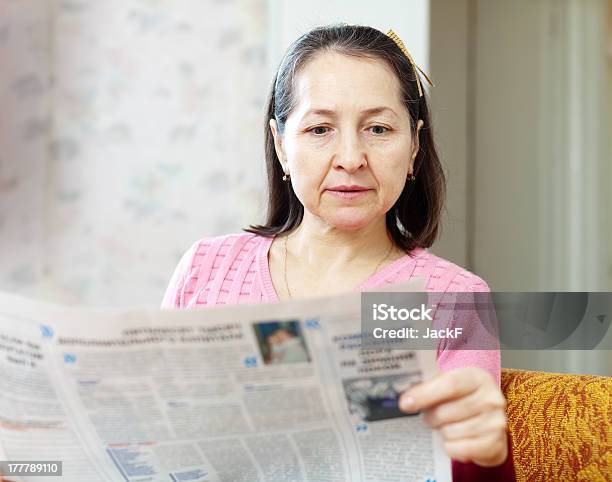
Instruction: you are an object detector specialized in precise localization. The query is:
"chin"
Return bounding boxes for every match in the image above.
[323,212,379,231]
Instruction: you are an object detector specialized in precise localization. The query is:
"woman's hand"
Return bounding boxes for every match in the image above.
[399,367,508,467]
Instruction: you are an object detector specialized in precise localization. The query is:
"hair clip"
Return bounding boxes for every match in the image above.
[386,29,435,97]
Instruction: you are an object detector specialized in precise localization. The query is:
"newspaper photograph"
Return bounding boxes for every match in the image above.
[0,282,451,482]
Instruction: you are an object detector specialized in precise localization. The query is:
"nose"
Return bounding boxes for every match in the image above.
[331,131,367,173]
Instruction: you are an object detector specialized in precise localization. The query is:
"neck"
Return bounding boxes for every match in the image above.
[287,214,401,268]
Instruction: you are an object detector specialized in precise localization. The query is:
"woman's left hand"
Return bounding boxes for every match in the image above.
[399,367,508,467]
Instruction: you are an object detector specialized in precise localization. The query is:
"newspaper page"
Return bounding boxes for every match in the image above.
[0,282,451,482]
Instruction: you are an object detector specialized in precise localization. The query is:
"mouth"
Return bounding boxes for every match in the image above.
[327,185,371,192]
[325,185,372,199]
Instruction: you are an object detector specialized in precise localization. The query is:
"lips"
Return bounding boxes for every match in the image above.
[325,185,372,199]
[327,185,370,192]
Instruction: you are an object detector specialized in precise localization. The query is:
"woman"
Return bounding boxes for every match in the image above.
[162,24,515,480]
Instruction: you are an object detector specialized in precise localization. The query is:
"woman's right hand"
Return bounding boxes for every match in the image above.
[399,366,509,467]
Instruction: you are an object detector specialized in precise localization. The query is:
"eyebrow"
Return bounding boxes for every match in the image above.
[301,107,398,119]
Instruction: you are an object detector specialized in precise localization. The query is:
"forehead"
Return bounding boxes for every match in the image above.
[292,51,404,115]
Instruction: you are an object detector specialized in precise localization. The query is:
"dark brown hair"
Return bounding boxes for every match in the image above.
[245,24,445,253]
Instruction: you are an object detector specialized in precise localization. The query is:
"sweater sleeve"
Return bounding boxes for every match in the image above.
[436,275,501,386]
[160,240,201,309]
[451,432,517,481]
[438,274,516,480]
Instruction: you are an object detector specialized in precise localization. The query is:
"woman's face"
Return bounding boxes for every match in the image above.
[270,51,422,231]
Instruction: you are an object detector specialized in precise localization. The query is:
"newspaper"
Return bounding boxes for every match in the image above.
[0,281,451,482]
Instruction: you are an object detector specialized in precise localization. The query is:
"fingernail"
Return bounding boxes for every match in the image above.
[400,396,416,411]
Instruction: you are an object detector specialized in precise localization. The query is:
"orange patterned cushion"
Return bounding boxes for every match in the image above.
[501,368,611,481]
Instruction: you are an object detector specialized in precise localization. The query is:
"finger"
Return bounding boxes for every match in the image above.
[399,367,491,413]
[422,389,506,428]
[422,389,483,427]
[443,430,508,466]
[438,411,507,441]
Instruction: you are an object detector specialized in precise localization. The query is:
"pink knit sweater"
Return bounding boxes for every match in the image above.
[161,232,516,480]
[161,232,500,386]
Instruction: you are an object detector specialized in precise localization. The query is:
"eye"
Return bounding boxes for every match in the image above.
[369,125,389,135]
[309,126,330,136]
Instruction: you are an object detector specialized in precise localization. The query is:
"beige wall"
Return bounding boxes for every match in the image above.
[432,0,610,292]
[430,0,611,375]
[608,0,612,289]
[607,0,612,291]
[429,0,469,268]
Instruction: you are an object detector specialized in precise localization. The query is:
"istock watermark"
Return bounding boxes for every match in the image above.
[361,291,611,350]
[371,303,434,321]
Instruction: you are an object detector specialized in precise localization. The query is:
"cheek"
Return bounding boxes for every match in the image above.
[379,171,408,211]
[287,147,328,193]
[375,152,410,199]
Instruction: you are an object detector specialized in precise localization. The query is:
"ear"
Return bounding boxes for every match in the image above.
[409,119,424,169]
[269,118,288,173]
